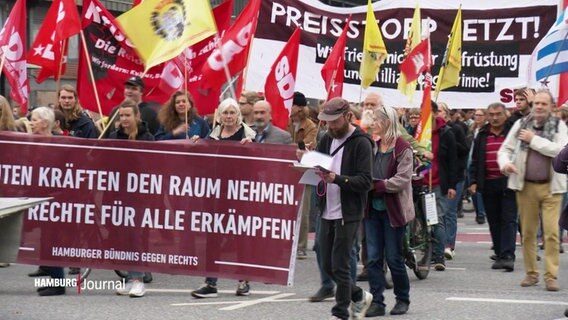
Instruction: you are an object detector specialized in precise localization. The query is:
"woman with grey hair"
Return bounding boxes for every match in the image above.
[364,105,414,316]
[207,98,256,143]
[30,107,55,136]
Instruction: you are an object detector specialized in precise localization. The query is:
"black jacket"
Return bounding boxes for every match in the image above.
[447,121,469,182]
[108,122,155,141]
[469,122,512,191]
[69,111,98,138]
[316,127,374,223]
[436,121,458,194]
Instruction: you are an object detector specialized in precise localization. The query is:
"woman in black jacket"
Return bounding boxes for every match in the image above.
[108,99,154,141]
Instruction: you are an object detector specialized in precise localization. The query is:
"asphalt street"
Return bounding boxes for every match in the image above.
[2,208,568,320]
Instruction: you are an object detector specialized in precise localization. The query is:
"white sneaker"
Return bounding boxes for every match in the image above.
[129,280,145,298]
[351,289,373,320]
[116,281,133,296]
[444,248,455,260]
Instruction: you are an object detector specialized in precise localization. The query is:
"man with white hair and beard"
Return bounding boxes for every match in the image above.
[302,97,374,320]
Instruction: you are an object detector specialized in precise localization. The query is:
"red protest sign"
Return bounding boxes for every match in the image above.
[0,132,303,285]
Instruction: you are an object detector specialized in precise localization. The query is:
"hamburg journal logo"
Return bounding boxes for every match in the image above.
[34,275,126,294]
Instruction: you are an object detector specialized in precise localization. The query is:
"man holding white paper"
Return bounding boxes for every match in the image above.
[306,97,374,320]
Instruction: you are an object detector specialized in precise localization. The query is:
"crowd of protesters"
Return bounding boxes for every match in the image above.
[2,79,568,318]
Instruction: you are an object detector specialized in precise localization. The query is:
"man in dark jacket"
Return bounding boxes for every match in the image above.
[309,98,374,320]
[469,102,517,271]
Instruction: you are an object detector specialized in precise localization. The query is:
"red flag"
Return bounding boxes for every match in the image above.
[27,0,81,83]
[158,0,233,116]
[0,0,29,112]
[321,16,351,100]
[201,0,261,90]
[399,37,432,83]
[264,27,301,129]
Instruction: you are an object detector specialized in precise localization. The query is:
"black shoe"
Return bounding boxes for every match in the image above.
[143,272,153,283]
[560,245,564,254]
[476,216,486,224]
[433,257,445,271]
[501,258,514,272]
[309,287,334,302]
[38,286,65,296]
[365,302,386,317]
[68,267,80,275]
[28,268,49,277]
[490,254,498,261]
[565,308,568,317]
[356,270,369,282]
[491,260,504,270]
[390,300,409,315]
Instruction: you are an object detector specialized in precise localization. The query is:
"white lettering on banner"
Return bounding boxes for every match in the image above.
[104,248,140,261]
[100,201,136,226]
[168,254,198,266]
[0,164,32,186]
[28,202,97,224]
[126,172,162,194]
[168,175,221,198]
[463,17,541,41]
[206,22,252,71]
[38,164,120,191]
[52,247,103,259]
[275,56,295,112]
[141,252,166,263]
[140,208,185,230]
[227,180,294,205]
[190,210,294,240]
[94,38,117,54]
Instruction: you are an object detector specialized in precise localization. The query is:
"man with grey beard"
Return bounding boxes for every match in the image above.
[252,101,292,144]
[306,97,374,320]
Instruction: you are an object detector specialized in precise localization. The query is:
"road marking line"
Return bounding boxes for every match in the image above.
[215,260,289,272]
[447,297,568,306]
[171,301,239,306]
[220,293,296,310]
[150,289,280,295]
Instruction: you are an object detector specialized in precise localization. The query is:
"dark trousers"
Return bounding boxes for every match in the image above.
[365,209,409,307]
[45,267,64,280]
[319,218,363,320]
[482,178,518,259]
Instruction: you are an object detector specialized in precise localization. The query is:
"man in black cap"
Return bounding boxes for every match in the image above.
[300,97,374,320]
[100,76,159,137]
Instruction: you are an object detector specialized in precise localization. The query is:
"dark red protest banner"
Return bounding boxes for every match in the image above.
[0,132,303,285]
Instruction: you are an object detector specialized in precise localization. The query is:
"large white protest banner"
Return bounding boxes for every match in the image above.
[245,0,558,108]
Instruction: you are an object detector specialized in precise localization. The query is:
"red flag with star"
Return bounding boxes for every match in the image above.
[0,0,29,112]
[321,16,351,100]
[27,0,81,83]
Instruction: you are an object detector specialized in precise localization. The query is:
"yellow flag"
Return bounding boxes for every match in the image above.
[359,0,387,89]
[397,4,421,101]
[434,7,462,100]
[117,0,217,71]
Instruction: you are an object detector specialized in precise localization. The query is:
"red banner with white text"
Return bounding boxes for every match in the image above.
[0,132,303,285]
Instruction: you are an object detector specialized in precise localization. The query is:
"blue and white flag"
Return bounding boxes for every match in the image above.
[535,7,568,81]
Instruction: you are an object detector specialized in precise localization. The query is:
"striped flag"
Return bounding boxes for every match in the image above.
[534,7,568,81]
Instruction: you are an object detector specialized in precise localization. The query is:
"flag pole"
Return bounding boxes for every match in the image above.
[79,31,104,124]
[214,31,237,100]
[56,39,67,94]
[183,62,189,139]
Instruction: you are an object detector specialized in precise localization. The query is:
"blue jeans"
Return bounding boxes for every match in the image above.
[472,192,486,219]
[444,180,464,250]
[431,187,447,259]
[365,209,409,307]
[314,217,357,290]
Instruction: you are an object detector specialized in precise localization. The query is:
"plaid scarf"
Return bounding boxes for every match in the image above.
[519,114,559,151]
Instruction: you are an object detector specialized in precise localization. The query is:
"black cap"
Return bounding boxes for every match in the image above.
[293,91,307,107]
[124,76,144,89]
[318,98,350,121]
